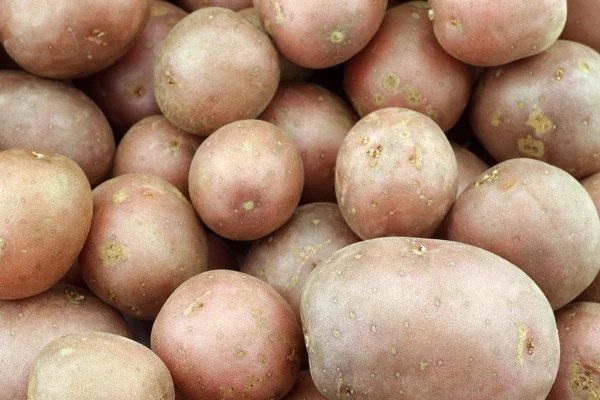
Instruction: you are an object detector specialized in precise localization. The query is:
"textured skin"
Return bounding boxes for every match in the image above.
[344,2,475,131]
[283,370,327,400]
[429,0,567,67]
[178,0,253,11]
[447,158,600,310]
[301,237,560,400]
[560,0,600,53]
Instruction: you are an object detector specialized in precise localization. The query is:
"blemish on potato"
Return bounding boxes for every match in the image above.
[373,93,385,106]
[526,109,553,136]
[383,73,400,93]
[64,289,85,305]
[404,86,422,106]
[569,362,600,397]
[151,5,169,16]
[517,135,545,158]
[112,191,127,203]
[242,201,255,211]
[555,66,565,80]
[330,30,345,44]
[274,2,285,25]
[450,19,463,30]
[579,58,592,73]
[514,322,527,370]
[332,330,341,338]
[0,238,5,257]
[491,111,502,127]
[428,9,435,20]
[60,348,74,356]
[473,169,500,188]
[420,362,428,371]
[427,108,439,121]
[408,146,423,171]
[99,241,130,266]
[183,295,210,316]
[349,311,356,319]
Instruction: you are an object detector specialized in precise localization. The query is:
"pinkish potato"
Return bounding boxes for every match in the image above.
[428,0,567,67]
[335,107,458,240]
[451,142,489,198]
[28,332,175,400]
[252,0,387,69]
[154,7,280,136]
[151,270,303,400]
[547,302,600,399]
[78,1,188,133]
[189,120,304,241]
[283,370,326,400]
[447,158,600,310]
[0,0,152,79]
[471,40,600,178]
[344,2,475,131]
[241,203,360,321]
[0,284,131,400]
[206,232,239,271]
[560,0,600,53]
[0,149,93,300]
[79,174,209,320]
[259,83,357,203]
[302,237,560,399]
[177,0,252,11]
[0,71,115,186]
[112,115,204,198]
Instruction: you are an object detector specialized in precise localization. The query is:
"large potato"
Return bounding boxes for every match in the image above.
[0,0,152,79]
[0,284,131,400]
[301,237,560,399]
[560,0,600,53]
[0,149,93,300]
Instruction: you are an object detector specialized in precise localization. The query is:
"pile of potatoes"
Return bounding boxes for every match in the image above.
[2,0,600,399]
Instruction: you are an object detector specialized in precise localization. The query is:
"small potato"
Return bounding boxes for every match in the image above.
[451,142,489,198]
[302,237,560,399]
[28,332,175,400]
[207,232,239,271]
[344,2,475,131]
[112,115,204,199]
[79,174,209,320]
[241,203,360,321]
[151,270,302,400]
[335,107,458,240]
[283,370,326,400]
[259,83,357,203]
[560,0,600,53]
[178,0,252,11]
[0,0,152,79]
[155,7,280,136]
[0,284,131,400]
[0,149,93,300]
[429,0,567,67]
[189,120,304,241]
[0,71,115,186]
[448,158,600,310]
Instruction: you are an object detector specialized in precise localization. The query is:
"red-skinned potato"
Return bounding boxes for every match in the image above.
[189,120,304,241]
[344,1,475,131]
[259,83,357,203]
[0,284,131,400]
[451,142,489,198]
[177,0,252,11]
[151,270,303,400]
[0,149,93,300]
[252,0,387,69]
[112,115,204,199]
[206,232,239,271]
[0,0,152,79]
[302,237,560,399]
[560,0,600,53]
[0,71,115,186]
[154,7,280,136]
[428,0,567,67]
[283,370,326,400]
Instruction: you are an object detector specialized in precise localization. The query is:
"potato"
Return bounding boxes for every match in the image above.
[252,0,387,69]
[283,370,326,400]
[447,158,600,310]
[241,203,360,321]
[0,149,93,300]
[0,71,116,186]
[79,174,209,320]
[301,237,560,399]
[0,0,152,79]
[189,120,304,241]
[78,1,187,133]
[335,107,458,240]
[112,115,204,199]
[155,7,280,136]
[259,83,357,203]
[178,0,252,11]
[151,270,302,400]
[207,232,239,271]
[471,40,600,178]
[428,0,567,67]
[0,284,131,400]
[451,142,489,198]
[28,332,175,400]
[344,2,475,131]
[560,0,600,53]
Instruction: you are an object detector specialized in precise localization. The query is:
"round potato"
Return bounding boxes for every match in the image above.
[560,0,600,53]
[302,237,560,399]
[178,0,252,11]
[283,370,326,400]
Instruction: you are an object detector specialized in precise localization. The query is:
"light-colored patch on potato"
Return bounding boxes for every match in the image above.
[526,109,553,136]
[404,86,422,106]
[412,12,421,19]
[367,144,384,158]
[579,58,592,73]
[151,5,170,16]
[491,111,502,127]
[125,81,147,97]
[427,108,438,121]
[0,238,5,257]
[373,93,385,106]
[518,102,526,109]
[332,329,341,338]
[555,66,564,81]
[167,138,182,153]
[450,19,463,30]
[383,73,400,93]
[64,288,85,305]
[99,241,130,266]
[569,362,600,397]
[420,362,428,370]
[428,9,435,20]
[274,2,285,25]
[473,169,500,188]
[141,184,168,195]
[112,191,127,203]
[330,30,345,44]
[242,201,255,211]
[263,18,273,35]
[517,135,545,158]
[183,293,212,316]
[86,29,107,46]
[495,69,503,78]
[408,146,423,171]
[514,323,527,370]
[60,348,74,356]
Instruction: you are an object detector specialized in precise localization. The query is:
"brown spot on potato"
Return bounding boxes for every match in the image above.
[420,362,428,370]
[151,5,169,16]
[569,362,600,397]
[555,66,564,80]
[332,330,341,338]
[242,201,255,211]
[64,289,85,305]
[408,146,423,171]
[274,2,285,25]
[427,108,439,121]
[373,93,385,106]
[99,241,130,266]
[183,296,208,316]
[514,323,527,370]
[112,191,127,203]
[367,144,384,158]
[526,109,553,136]
[383,73,400,93]
[404,86,422,106]
[491,111,502,127]
[517,135,545,158]
[0,238,5,257]
[473,169,500,188]
[579,58,592,73]
[527,337,534,355]
[330,30,345,44]
[450,19,463,30]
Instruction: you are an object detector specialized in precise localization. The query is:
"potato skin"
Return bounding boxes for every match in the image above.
[241,203,360,321]
[429,0,567,67]
[448,158,600,310]
[283,370,326,400]
[344,2,475,131]
[0,284,131,400]
[560,0,600,53]
[178,0,253,11]
[28,332,175,400]
[0,71,115,186]
[151,270,303,400]
[259,83,357,203]
[0,149,93,300]
[154,7,280,136]
[451,142,489,198]
[0,0,152,79]
[189,120,304,241]
[335,107,458,240]
[471,40,600,178]
[79,174,209,320]
[112,115,204,199]
[301,237,560,399]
